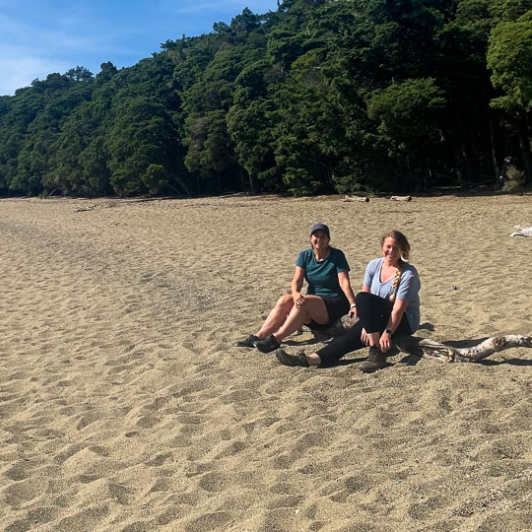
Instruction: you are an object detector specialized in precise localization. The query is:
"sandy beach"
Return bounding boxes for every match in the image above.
[1,193,532,532]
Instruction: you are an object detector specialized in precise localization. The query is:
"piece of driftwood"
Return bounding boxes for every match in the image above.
[306,316,532,363]
[394,335,532,363]
[344,195,370,203]
[390,195,413,201]
[510,224,532,237]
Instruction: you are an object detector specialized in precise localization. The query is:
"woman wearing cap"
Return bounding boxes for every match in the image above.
[275,230,421,373]
[236,223,357,353]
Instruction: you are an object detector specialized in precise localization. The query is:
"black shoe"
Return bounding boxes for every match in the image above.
[236,334,260,348]
[254,334,280,353]
[275,349,309,367]
[359,347,386,373]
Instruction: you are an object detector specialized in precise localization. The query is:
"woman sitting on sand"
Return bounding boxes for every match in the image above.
[275,230,421,373]
[236,223,357,353]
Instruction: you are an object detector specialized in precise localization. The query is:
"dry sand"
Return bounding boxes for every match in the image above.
[1,193,532,532]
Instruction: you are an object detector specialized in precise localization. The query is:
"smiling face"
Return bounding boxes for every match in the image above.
[310,229,330,251]
[380,230,410,263]
[382,237,400,264]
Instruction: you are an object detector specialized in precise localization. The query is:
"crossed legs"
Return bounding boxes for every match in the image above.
[257,293,329,344]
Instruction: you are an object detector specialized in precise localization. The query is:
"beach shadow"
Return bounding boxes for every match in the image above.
[331,356,368,367]
[397,354,422,366]
[284,337,323,347]
[497,357,532,366]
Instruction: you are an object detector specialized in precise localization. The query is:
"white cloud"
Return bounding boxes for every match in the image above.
[0,4,140,95]
[0,0,280,95]
[0,45,72,95]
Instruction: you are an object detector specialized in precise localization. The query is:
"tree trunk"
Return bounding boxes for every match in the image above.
[488,116,501,183]
[454,144,471,188]
[248,173,259,194]
[516,110,532,183]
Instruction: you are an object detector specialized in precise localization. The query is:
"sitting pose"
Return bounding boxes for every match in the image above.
[236,223,357,353]
[275,230,421,373]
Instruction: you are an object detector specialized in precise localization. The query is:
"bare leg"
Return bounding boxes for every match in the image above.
[305,353,321,366]
[256,294,294,339]
[273,295,329,342]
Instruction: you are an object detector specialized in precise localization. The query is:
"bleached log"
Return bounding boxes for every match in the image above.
[394,335,532,363]
[510,224,532,237]
[306,316,532,364]
[390,195,413,201]
[344,195,370,202]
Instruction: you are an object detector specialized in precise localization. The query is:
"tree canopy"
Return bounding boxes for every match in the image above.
[1,0,531,198]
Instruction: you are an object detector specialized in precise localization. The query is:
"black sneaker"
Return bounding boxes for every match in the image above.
[235,334,260,348]
[254,334,280,353]
[275,349,309,367]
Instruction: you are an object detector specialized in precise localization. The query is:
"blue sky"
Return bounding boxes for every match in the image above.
[0,0,280,96]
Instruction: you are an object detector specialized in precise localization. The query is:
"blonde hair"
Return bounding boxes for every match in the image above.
[381,230,410,302]
[381,230,411,263]
[389,263,404,302]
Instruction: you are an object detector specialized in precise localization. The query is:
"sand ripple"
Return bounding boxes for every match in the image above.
[1,194,532,531]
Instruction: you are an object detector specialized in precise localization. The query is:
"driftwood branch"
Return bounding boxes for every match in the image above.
[510,224,532,237]
[394,335,532,363]
[344,195,370,203]
[307,317,532,363]
[390,195,413,201]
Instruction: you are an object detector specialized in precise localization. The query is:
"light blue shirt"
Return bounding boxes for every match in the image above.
[363,257,421,331]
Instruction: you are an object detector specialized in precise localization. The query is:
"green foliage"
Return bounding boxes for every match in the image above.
[488,14,532,112]
[367,78,446,189]
[1,0,532,196]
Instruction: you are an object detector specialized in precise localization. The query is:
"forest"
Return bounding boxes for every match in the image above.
[0,0,531,198]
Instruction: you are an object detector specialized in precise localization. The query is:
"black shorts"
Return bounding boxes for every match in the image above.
[308,296,350,331]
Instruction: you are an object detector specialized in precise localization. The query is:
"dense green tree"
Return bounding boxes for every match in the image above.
[367,78,446,190]
[487,11,532,180]
[179,8,270,193]
[227,59,278,192]
[1,0,532,197]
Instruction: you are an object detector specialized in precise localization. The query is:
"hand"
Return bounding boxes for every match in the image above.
[380,331,392,352]
[360,328,369,346]
[348,307,357,318]
[294,293,306,308]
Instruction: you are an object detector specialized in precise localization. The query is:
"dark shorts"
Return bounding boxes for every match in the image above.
[308,296,350,331]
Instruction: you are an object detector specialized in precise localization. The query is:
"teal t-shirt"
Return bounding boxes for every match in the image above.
[296,248,350,299]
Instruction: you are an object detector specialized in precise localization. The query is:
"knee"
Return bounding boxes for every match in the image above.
[276,294,294,309]
[355,292,371,305]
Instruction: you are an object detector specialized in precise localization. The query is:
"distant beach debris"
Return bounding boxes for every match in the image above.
[343,195,414,202]
[390,195,413,201]
[510,224,532,237]
[344,195,370,202]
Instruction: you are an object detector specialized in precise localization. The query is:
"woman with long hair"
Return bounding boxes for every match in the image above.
[275,230,421,373]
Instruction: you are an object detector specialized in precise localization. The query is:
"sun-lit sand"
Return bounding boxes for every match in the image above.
[1,193,532,531]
